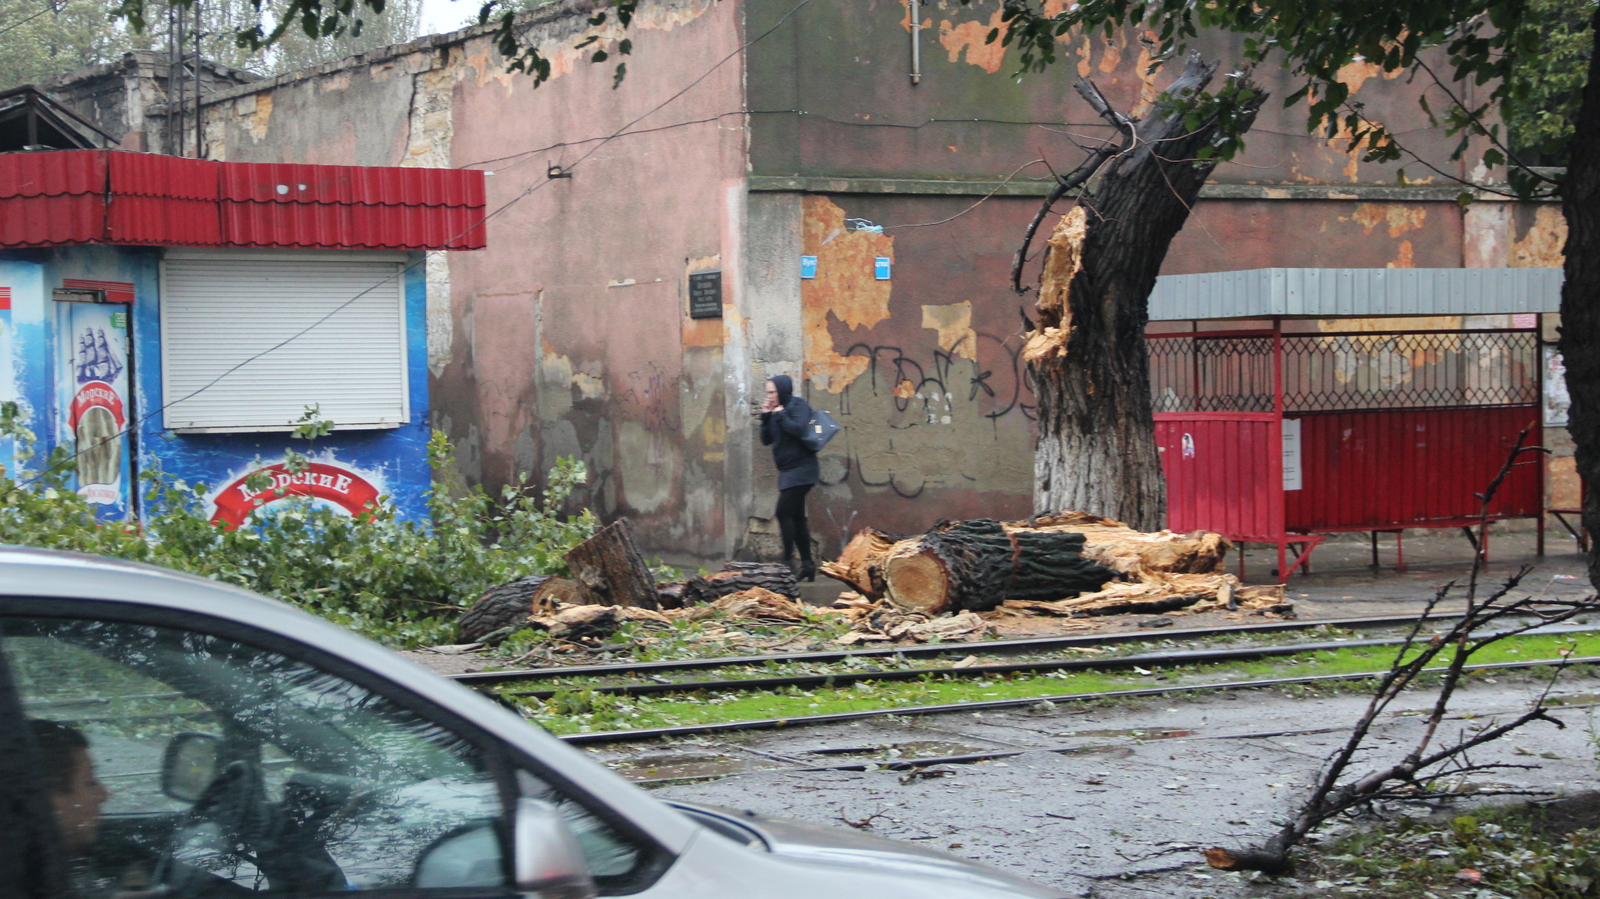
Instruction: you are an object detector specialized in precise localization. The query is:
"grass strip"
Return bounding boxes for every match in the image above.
[505,631,1600,736]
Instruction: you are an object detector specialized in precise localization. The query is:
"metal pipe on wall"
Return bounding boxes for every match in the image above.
[194,0,203,158]
[909,0,921,84]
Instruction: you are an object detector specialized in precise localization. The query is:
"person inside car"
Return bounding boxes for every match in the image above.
[31,720,252,898]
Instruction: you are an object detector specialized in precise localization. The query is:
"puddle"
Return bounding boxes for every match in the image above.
[606,753,788,782]
[1546,693,1600,706]
[809,740,990,759]
[1063,727,1194,740]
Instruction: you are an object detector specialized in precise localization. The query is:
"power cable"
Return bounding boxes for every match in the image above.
[0,0,59,37]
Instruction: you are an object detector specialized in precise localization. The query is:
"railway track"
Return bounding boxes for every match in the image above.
[448,612,1466,688]
[551,654,1600,745]
[444,613,1600,746]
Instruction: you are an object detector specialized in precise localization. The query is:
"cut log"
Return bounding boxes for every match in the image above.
[819,528,900,598]
[681,562,799,606]
[459,574,580,643]
[881,519,1118,615]
[1005,512,1229,581]
[529,605,620,641]
[562,518,660,610]
[656,582,687,610]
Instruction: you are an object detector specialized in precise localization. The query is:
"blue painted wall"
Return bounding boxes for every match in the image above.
[0,246,432,523]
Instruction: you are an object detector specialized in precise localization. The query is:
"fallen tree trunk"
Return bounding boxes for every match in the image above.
[819,528,899,596]
[459,574,580,643]
[880,519,1117,615]
[821,513,1240,616]
[563,518,659,610]
[680,562,799,607]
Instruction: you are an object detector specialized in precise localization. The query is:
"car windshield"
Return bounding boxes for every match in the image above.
[3,616,504,894]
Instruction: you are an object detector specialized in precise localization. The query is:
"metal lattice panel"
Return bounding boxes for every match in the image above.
[1148,331,1537,413]
[1149,335,1273,413]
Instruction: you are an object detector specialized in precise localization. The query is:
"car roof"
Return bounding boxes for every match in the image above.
[0,545,699,853]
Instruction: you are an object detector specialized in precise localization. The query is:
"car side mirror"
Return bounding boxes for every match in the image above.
[514,798,597,899]
[161,732,222,802]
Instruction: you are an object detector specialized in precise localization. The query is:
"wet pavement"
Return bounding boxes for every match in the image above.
[643,530,1600,897]
[645,673,1600,897]
[1246,526,1591,621]
[408,526,1600,896]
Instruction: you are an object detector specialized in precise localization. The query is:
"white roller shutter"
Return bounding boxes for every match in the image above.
[160,251,410,431]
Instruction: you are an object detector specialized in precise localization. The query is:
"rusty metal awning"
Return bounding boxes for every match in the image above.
[1149,267,1564,321]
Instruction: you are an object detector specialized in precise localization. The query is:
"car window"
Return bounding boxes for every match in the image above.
[4,617,506,896]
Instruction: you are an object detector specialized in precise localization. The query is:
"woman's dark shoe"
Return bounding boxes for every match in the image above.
[798,560,817,582]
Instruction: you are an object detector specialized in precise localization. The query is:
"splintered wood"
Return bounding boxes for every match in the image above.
[1021,206,1087,366]
[821,512,1288,621]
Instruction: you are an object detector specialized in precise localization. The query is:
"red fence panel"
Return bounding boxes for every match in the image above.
[1156,413,1282,541]
[1286,407,1540,531]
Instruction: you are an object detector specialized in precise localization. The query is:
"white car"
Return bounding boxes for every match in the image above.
[0,547,1065,898]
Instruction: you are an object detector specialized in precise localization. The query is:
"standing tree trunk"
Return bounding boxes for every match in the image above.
[1024,55,1266,531]
[1560,9,1600,591]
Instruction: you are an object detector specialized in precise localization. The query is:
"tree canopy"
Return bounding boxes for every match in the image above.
[971,0,1592,199]
[0,0,421,88]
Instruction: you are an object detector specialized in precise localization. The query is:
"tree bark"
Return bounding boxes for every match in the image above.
[680,562,800,606]
[881,519,1118,614]
[1027,55,1266,530]
[458,574,581,642]
[562,517,660,610]
[1561,10,1600,591]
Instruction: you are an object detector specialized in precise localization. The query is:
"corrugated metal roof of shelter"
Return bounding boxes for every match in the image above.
[1148,268,1564,321]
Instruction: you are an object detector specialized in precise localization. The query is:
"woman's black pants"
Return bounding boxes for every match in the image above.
[775,484,813,562]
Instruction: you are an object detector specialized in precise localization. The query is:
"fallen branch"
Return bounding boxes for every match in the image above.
[1204,429,1589,875]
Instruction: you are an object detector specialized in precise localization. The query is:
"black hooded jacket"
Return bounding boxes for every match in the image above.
[760,375,821,490]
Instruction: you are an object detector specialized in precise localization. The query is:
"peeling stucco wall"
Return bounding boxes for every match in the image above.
[64,0,1574,560]
[125,0,751,562]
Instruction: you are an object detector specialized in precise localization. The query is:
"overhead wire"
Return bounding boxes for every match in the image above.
[0,0,60,38]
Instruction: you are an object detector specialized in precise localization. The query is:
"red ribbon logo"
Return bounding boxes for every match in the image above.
[210,461,382,528]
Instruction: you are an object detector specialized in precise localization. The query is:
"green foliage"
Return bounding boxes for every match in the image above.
[968,0,1581,197]
[0,403,596,647]
[1503,0,1592,163]
[1317,811,1600,898]
[0,0,132,87]
[0,0,421,88]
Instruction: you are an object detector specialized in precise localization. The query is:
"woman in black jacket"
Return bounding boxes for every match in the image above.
[760,375,819,581]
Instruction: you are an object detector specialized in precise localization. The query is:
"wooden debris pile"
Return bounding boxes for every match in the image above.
[821,512,1287,620]
[456,512,1290,653]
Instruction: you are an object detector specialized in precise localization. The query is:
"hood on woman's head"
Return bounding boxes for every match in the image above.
[769,375,794,405]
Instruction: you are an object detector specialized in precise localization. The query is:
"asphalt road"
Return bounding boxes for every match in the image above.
[643,532,1600,898]
[643,672,1600,898]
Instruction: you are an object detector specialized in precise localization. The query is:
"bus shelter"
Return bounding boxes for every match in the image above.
[1145,268,1562,578]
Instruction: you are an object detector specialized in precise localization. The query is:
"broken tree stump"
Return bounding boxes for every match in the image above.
[459,574,582,643]
[819,528,899,598]
[563,517,660,610]
[881,519,1117,615]
[681,562,799,606]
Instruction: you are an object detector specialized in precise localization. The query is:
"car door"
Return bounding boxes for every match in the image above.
[0,598,660,898]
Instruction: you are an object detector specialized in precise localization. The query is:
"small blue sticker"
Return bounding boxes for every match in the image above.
[801,255,818,279]
[874,257,892,280]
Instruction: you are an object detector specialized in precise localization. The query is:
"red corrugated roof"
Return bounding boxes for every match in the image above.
[107,153,223,246]
[0,150,486,250]
[0,150,106,246]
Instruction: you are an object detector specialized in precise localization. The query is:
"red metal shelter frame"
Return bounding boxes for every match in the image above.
[1151,319,1544,578]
